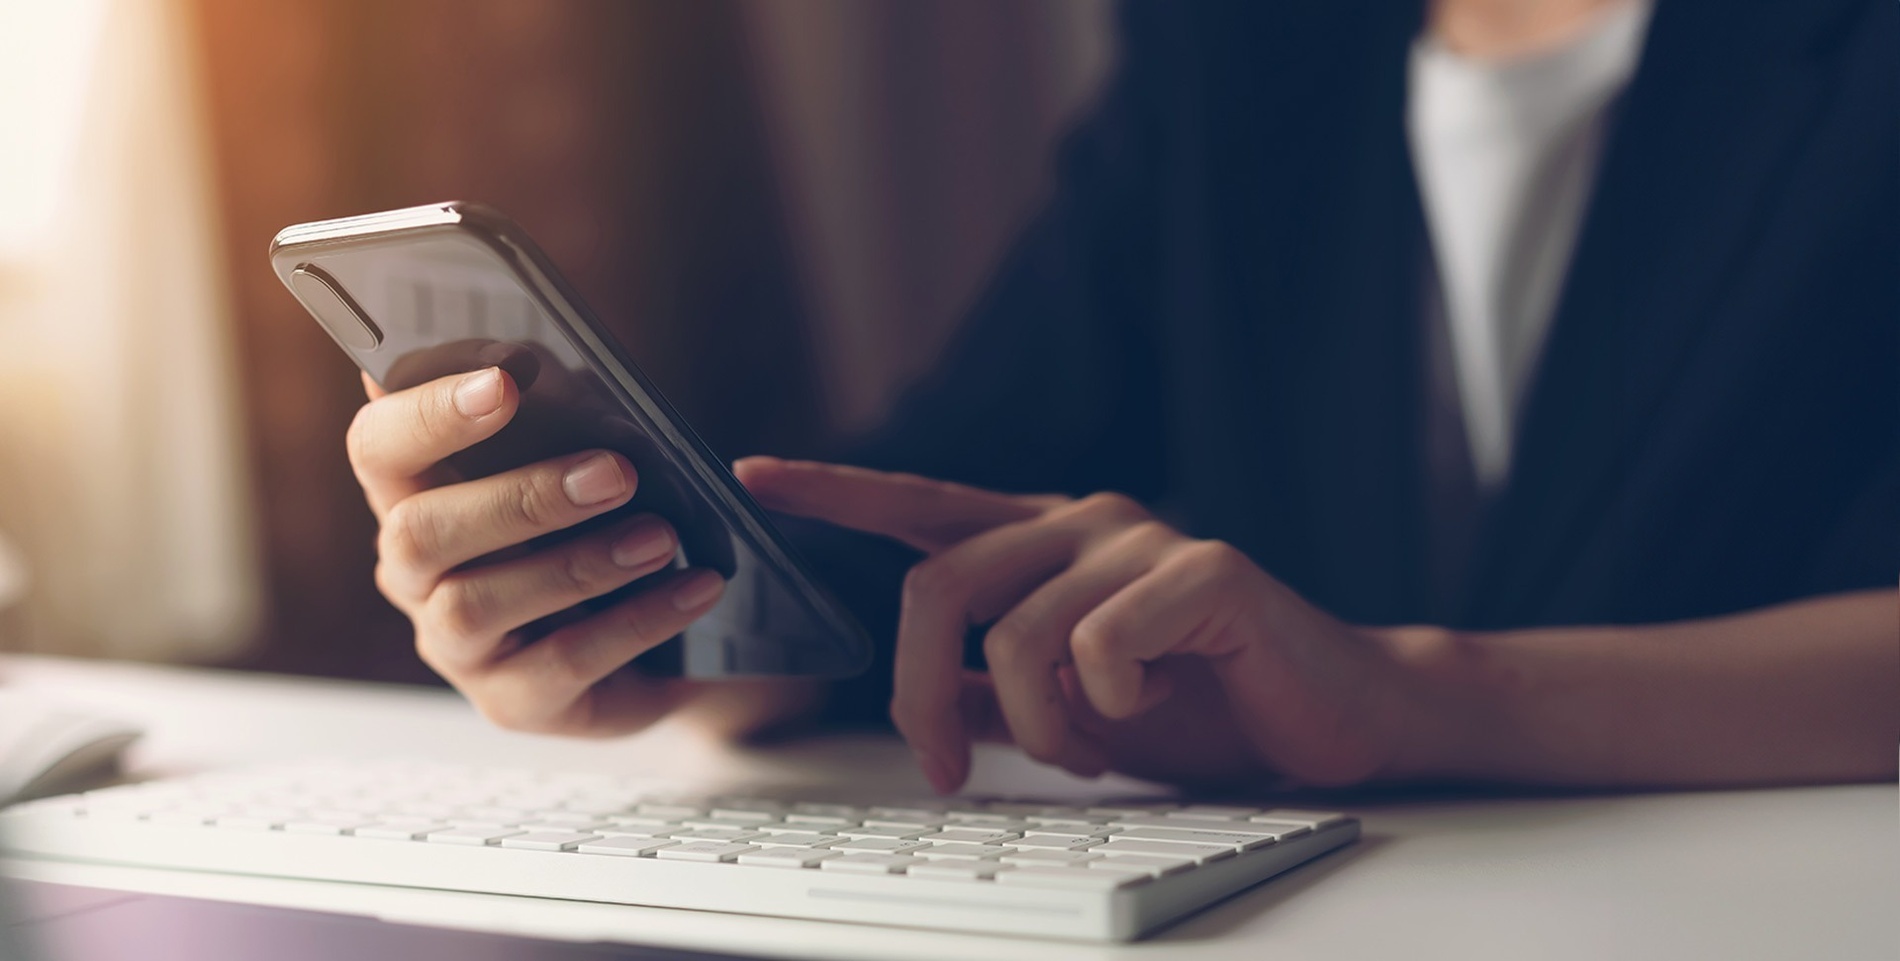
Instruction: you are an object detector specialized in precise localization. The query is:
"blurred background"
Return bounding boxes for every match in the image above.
[0,0,1113,683]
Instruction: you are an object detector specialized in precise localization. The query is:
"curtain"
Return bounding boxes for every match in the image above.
[0,0,261,661]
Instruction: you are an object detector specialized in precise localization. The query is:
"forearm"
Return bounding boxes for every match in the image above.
[1384,589,1899,787]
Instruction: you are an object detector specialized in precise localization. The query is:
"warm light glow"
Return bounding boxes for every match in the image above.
[0,0,109,259]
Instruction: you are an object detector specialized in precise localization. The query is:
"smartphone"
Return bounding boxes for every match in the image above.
[270,201,872,679]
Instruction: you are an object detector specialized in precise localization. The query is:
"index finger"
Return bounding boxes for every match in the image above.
[733,457,1051,553]
[347,367,518,517]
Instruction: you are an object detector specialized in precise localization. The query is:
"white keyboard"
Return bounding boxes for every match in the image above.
[0,760,1358,942]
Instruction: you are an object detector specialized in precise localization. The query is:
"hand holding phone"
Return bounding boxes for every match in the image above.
[346,364,742,734]
[273,203,869,735]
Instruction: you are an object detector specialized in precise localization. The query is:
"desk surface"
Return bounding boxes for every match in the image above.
[1,655,1892,960]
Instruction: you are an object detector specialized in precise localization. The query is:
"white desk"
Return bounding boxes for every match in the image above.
[2,655,1893,960]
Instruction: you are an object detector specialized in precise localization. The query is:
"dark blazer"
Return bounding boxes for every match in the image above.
[801,0,1897,717]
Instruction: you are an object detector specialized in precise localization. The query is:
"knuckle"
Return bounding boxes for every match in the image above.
[377,500,438,571]
[415,384,462,446]
[1125,519,1178,548]
[504,468,568,532]
[471,691,537,733]
[1069,615,1121,666]
[553,544,617,598]
[596,600,665,660]
[428,576,493,643]
[981,621,1031,668]
[469,671,560,734]
[412,625,451,674]
[1074,491,1144,524]
[1182,539,1246,577]
[344,403,377,469]
[371,560,404,604]
[902,558,963,603]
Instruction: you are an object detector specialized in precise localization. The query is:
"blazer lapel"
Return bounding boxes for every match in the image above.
[1462,0,1853,626]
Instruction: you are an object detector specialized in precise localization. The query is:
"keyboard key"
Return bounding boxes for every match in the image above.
[426,827,523,846]
[1253,809,1347,829]
[858,815,945,830]
[736,848,837,869]
[783,813,856,827]
[942,816,1031,833]
[867,805,951,821]
[1006,834,1102,850]
[354,821,451,841]
[830,838,933,855]
[656,842,759,863]
[515,822,606,834]
[998,849,1101,866]
[636,803,704,818]
[1106,815,1302,838]
[911,842,1006,860]
[750,832,838,849]
[666,828,767,844]
[819,854,920,875]
[1167,804,1262,820]
[1093,839,1234,863]
[997,867,1147,890]
[215,809,297,831]
[458,806,533,823]
[576,837,677,858]
[146,808,228,827]
[908,861,1011,881]
[834,825,927,840]
[499,832,602,852]
[602,814,677,829]
[283,819,368,836]
[702,811,779,826]
[1086,854,1193,877]
[1085,803,1179,817]
[1024,814,1114,827]
[943,811,1019,824]
[1113,826,1278,851]
[922,829,1021,845]
[529,811,600,827]
[1222,820,1311,840]
[594,823,679,838]
[791,803,863,818]
[1022,827,1114,842]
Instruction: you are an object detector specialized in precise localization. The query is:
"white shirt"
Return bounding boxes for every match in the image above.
[1407,3,1651,491]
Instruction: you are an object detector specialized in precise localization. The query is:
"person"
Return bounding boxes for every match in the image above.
[343,0,1898,794]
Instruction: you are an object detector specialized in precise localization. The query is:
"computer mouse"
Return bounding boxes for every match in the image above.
[0,693,141,805]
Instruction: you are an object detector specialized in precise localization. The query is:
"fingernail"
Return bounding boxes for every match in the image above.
[611,516,675,568]
[563,453,628,507]
[671,570,724,611]
[453,368,503,417]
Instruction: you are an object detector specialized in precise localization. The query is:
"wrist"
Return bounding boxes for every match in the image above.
[1368,624,1508,782]
[677,679,827,742]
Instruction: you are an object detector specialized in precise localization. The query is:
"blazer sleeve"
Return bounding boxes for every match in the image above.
[1808,450,1900,595]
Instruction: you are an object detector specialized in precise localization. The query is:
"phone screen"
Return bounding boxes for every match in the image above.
[275,217,870,679]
